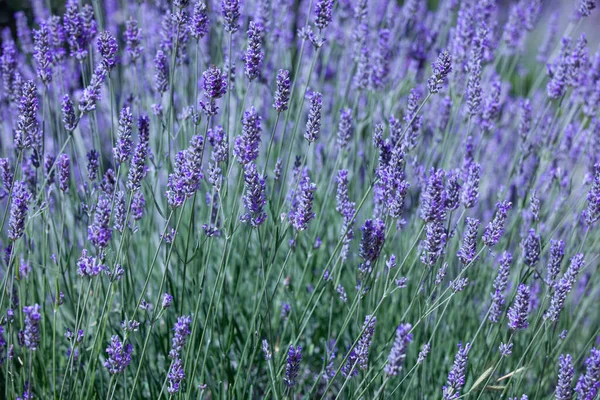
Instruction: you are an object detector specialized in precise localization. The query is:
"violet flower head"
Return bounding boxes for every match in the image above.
[127,115,151,192]
[421,220,447,267]
[221,0,240,33]
[289,170,317,231]
[97,31,118,70]
[457,217,480,266]
[77,249,103,277]
[315,0,334,30]
[521,229,541,268]
[241,162,267,227]
[104,335,133,374]
[169,315,192,359]
[114,107,133,164]
[0,158,12,189]
[15,80,39,151]
[56,153,70,192]
[337,108,354,151]
[79,63,107,113]
[274,69,291,112]
[168,358,185,394]
[467,26,485,117]
[499,342,513,357]
[547,38,571,100]
[15,12,33,54]
[428,50,452,94]
[544,254,584,322]
[190,1,209,39]
[547,239,565,287]
[154,50,169,94]
[284,345,302,387]
[62,95,77,132]
[22,304,42,351]
[203,65,228,99]
[234,107,262,164]
[162,293,174,309]
[88,195,112,250]
[385,323,413,376]
[359,219,385,265]
[579,0,596,17]
[124,17,143,63]
[508,283,530,331]
[86,150,99,181]
[461,163,480,209]
[489,252,512,323]
[113,191,126,233]
[262,339,272,361]
[445,171,461,211]
[482,200,512,247]
[420,168,447,223]
[442,342,471,400]
[575,347,600,400]
[584,163,600,225]
[403,88,422,151]
[8,181,32,242]
[355,315,377,371]
[304,91,323,143]
[33,22,53,85]
[556,354,574,400]
[244,21,264,81]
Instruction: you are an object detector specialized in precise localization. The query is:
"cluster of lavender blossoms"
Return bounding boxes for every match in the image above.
[0,0,599,398]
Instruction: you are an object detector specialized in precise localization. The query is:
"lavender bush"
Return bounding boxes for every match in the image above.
[0,0,599,398]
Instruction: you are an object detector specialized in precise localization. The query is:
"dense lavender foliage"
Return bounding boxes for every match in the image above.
[0,0,599,398]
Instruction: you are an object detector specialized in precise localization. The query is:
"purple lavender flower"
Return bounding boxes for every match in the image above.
[547,38,571,100]
[421,220,447,267]
[354,47,370,91]
[489,252,512,323]
[127,115,151,191]
[544,254,584,322]
[154,50,169,94]
[457,218,480,266]
[403,88,422,150]
[33,22,53,85]
[314,0,334,29]
[8,181,32,241]
[0,40,17,100]
[168,358,185,394]
[421,168,447,223]
[575,347,600,400]
[428,50,452,94]
[274,69,291,112]
[502,3,526,52]
[418,343,431,364]
[97,31,118,70]
[15,80,39,151]
[241,162,267,227]
[15,12,33,54]
[166,135,204,208]
[289,170,317,231]
[262,339,272,360]
[284,345,302,387]
[445,171,461,211]
[56,153,70,192]
[0,158,12,189]
[203,65,228,100]
[22,304,41,351]
[169,315,192,359]
[234,107,262,164]
[104,335,133,374]
[62,95,77,132]
[355,315,377,371]
[359,219,385,268]
[482,200,512,247]
[442,342,471,400]
[244,21,264,81]
[579,0,596,17]
[221,0,240,33]
[190,1,209,39]
[467,26,485,117]
[547,240,565,288]
[584,163,600,225]
[499,342,513,357]
[113,191,126,233]
[385,323,413,376]
[371,29,391,90]
[461,163,480,209]
[304,91,323,143]
[79,63,107,113]
[508,284,530,331]
[132,191,145,221]
[77,249,103,277]
[124,17,143,63]
[114,107,133,164]
[556,354,574,400]
[481,78,502,132]
[63,0,92,61]
[162,293,174,309]
[88,195,112,249]
[337,108,353,151]
[521,229,541,267]
[86,150,99,181]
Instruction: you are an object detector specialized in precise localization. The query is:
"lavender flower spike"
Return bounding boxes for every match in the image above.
[22,304,42,351]
[555,354,574,400]
[274,69,291,112]
[284,345,302,387]
[385,323,413,376]
[575,347,600,400]
[428,50,452,94]
[304,91,323,143]
[244,21,264,81]
[104,335,133,374]
[240,162,267,227]
[482,200,512,247]
[443,342,471,400]
[508,284,530,331]
[457,218,480,266]
[234,107,262,164]
[489,252,512,323]
[8,181,32,241]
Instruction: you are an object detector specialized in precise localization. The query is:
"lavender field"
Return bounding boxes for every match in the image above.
[0,0,599,398]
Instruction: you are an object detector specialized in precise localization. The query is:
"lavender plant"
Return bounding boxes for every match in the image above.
[0,1,599,399]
